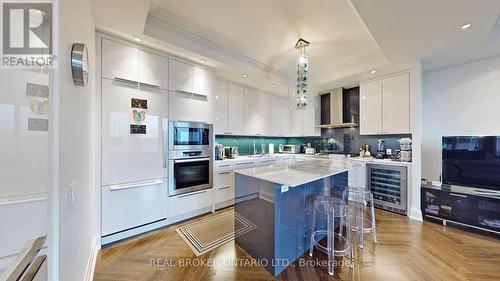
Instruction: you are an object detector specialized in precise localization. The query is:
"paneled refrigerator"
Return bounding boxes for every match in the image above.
[101,78,168,242]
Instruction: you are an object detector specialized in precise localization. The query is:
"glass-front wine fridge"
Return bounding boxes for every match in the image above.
[367,164,407,215]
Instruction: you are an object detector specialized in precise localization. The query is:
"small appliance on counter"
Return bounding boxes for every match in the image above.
[398,138,412,162]
[375,139,385,159]
[305,147,316,155]
[269,143,275,155]
[223,146,239,159]
[360,144,371,157]
[215,143,224,160]
[282,144,301,154]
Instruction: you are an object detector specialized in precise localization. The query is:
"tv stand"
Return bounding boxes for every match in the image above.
[421,184,500,235]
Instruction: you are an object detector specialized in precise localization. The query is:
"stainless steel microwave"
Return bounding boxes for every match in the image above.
[168,121,212,150]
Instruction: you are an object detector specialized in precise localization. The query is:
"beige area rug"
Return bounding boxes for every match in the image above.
[176,210,257,256]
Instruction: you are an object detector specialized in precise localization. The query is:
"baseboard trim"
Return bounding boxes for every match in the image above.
[84,236,98,281]
[409,207,423,222]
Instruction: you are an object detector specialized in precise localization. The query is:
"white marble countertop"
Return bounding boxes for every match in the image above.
[234,158,353,187]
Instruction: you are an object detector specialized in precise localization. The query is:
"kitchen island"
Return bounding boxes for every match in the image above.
[234,159,354,276]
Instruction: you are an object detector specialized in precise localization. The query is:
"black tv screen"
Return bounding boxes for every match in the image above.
[442,136,500,191]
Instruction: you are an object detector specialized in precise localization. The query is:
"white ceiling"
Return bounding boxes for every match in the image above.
[351,0,500,71]
[91,0,500,94]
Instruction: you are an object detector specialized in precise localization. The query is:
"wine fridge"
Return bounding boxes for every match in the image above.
[367,164,407,215]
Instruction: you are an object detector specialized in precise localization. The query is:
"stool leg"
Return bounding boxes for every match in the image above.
[327,210,334,276]
[370,193,378,243]
[347,219,354,268]
[359,194,364,249]
[309,200,318,257]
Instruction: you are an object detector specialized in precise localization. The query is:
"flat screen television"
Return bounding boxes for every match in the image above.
[442,136,500,191]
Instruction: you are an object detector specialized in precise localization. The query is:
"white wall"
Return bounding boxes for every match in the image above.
[55,0,97,280]
[409,63,423,222]
[422,56,500,181]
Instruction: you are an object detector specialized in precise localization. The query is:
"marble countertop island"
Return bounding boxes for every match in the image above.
[234,159,354,187]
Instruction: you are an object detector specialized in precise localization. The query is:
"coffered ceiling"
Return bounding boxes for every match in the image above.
[92,0,500,95]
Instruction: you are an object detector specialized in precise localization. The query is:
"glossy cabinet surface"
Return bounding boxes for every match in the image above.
[193,66,213,97]
[214,79,228,134]
[360,79,383,134]
[360,72,410,135]
[382,73,410,133]
[102,180,167,236]
[101,78,166,185]
[269,95,281,136]
[101,38,138,81]
[138,50,168,89]
[169,92,213,123]
[228,84,245,135]
[244,88,259,135]
[279,97,290,137]
[258,92,271,136]
[168,189,213,218]
[168,59,193,94]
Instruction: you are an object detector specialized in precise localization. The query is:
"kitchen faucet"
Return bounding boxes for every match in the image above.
[253,140,257,156]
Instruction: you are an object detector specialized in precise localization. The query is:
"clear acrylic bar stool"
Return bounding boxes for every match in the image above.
[309,195,354,276]
[342,187,377,248]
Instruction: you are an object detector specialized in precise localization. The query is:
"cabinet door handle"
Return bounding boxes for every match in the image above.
[218,171,231,175]
[108,179,163,191]
[114,76,138,85]
[177,190,207,198]
[139,82,160,89]
[224,132,232,135]
[450,193,467,198]
[236,162,253,165]
[219,185,231,190]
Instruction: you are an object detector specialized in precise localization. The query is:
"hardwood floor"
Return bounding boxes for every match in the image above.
[94,209,500,281]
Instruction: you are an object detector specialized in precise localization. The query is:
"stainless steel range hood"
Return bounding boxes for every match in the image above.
[316,88,359,129]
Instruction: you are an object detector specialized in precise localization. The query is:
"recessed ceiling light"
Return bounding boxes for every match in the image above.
[133,36,142,42]
[272,84,277,88]
[242,74,247,78]
[460,23,472,30]
[200,58,207,63]
[370,70,377,74]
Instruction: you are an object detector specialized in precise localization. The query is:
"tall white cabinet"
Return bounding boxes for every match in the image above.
[360,72,410,135]
[244,88,260,135]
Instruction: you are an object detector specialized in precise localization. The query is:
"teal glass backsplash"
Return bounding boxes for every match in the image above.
[215,136,289,155]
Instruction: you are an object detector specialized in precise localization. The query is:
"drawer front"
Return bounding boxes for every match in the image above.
[233,161,255,170]
[215,183,234,204]
[168,189,212,218]
[215,170,233,187]
[102,179,167,236]
[215,162,233,172]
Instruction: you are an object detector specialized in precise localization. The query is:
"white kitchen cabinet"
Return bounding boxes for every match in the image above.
[360,79,383,135]
[228,84,245,135]
[168,189,213,219]
[101,78,166,185]
[269,95,281,136]
[169,59,193,94]
[138,50,168,89]
[382,73,410,134]
[291,109,303,136]
[244,88,260,135]
[214,164,234,209]
[102,179,167,236]
[302,107,318,136]
[279,97,290,137]
[258,92,271,136]
[360,72,410,135]
[169,59,213,97]
[101,38,138,81]
[169,92,213,123]
[214,79,228,135]
[193,66,213,97]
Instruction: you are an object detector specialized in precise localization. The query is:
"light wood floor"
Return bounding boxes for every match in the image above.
[94,208,500,281]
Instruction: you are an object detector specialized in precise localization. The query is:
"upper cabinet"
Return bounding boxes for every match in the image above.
[279,97,290,137]
[169,59,213,97]
[360,79,383,134]
[102,38,139,82]
[269,95,281,136]
[382,73,410,134]
[101,38,168,89]
[244,88,260,135]
[288,94,320,137]
[258,92,271,136]
[214,79,229,135]
[360,72,410,135]
[227,84,245,135]
[138,50,168,89]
